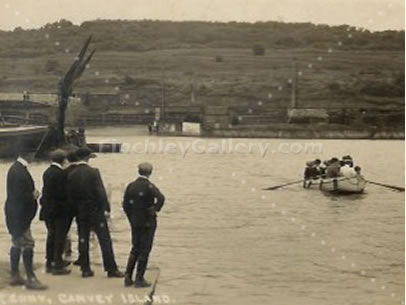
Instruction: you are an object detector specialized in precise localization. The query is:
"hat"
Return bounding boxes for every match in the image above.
[138,162,153,175]
[67,150,79,162]
[306,161,314,167]
[14,140,31,156]
[76,147,96,160]
[342,155,352,160]
[50,149,66,163]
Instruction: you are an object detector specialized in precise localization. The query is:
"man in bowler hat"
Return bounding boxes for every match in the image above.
[123,162,165,287]
[65,148,123,278]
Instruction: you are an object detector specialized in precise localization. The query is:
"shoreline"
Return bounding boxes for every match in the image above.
[83,124,405,140]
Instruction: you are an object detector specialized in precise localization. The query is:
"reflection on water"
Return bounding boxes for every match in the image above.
[0,127,404,305]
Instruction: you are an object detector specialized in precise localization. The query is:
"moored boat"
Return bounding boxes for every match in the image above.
[87,143,122,153]
[319,176,366,193]
[0,125,48,158]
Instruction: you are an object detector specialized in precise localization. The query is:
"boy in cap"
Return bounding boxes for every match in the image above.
[66,148,123,278]
[123,162,165,287]
[5,145,47,289]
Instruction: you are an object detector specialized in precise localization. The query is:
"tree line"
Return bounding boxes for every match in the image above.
[0,19,404,57]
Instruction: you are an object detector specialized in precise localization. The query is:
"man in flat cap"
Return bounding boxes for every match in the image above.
[5,144,47,289]
[123,162,165,287]
[66,148,123,278]
[39,149,71,275]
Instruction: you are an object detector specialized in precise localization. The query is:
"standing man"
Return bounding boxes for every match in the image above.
[123,162,165,287]
[65,148,123,278]
[39,149,71,275]
[5,147,47,290]
[64,150,80,262]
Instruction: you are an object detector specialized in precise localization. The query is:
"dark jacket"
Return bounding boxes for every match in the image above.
[304,167,319,179]
[39,164,67,221]
[5,161,38,237]
[326,162,341,178]
[66,163,110,220]
[64,163,79,216]
[123,177,165,228]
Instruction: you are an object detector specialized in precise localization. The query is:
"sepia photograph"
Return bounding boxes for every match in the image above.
[0,0,404,304]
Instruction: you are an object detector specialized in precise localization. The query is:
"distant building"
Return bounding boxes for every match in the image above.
[287,108,329,124]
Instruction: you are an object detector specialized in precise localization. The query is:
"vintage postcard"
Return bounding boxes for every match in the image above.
[0,1,404,304]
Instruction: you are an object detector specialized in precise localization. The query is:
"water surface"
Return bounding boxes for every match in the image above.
[0,127,403,305]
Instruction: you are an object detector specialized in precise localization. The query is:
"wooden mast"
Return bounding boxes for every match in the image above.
[57,35,96,145]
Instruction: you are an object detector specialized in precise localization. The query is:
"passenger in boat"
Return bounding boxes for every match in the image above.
[67,130,80,147]
[303,161,319,188]
[354,166,363,176]
[5,146,47,290]
[39,149,71,276]
[339,157,357,178]
[122,162,165,287]
[341,155,354,166]
[65,148,124,278]
[325,158,341,178]
[313,159,323,176]
[77,128,87,147]
[320,160,330,176]
[304,161,316,178]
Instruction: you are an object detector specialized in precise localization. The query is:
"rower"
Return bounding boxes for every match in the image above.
[313,159,322,176]
[303,161,318,188]
[325,158,341,178]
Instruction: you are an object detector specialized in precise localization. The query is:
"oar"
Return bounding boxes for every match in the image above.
[263,175,326,191]
[263,179,306,191]
[366,180,405,192]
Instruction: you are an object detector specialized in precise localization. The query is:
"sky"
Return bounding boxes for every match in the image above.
[0,0,404,31]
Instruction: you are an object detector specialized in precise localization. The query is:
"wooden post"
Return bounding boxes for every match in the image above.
[291,61,298,109]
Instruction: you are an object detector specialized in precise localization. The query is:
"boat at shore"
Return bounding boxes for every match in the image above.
[0,125,48,158]
[319,176,366,193]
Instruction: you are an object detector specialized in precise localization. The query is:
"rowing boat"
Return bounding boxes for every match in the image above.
[319,176,366,193]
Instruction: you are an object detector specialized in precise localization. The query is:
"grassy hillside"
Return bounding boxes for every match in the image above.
[0,20,404,112]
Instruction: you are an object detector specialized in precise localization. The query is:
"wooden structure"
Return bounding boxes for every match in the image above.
[57,36,95,145]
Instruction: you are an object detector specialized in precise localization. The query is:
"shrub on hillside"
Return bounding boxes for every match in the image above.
[252,44,265,56]
[45,59,60,73]
[124,75,136,85]
[360,81,404,97]
[215,56,224,62]
[327,82,341,92]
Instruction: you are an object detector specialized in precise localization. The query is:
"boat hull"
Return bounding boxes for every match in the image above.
[0,126,48,158]
[87,143,122,153]
[303,179,322,189]
[320,176,366,193]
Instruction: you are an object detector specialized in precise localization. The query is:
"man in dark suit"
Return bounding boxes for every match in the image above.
[64,150,79,263]
[5,150,47,290]
[65,148,123,278]
[39,149,72,275]
[122,162,165,287]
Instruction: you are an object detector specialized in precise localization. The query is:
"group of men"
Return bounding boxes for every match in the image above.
[4,146,165,290]
[304,155,361,187]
